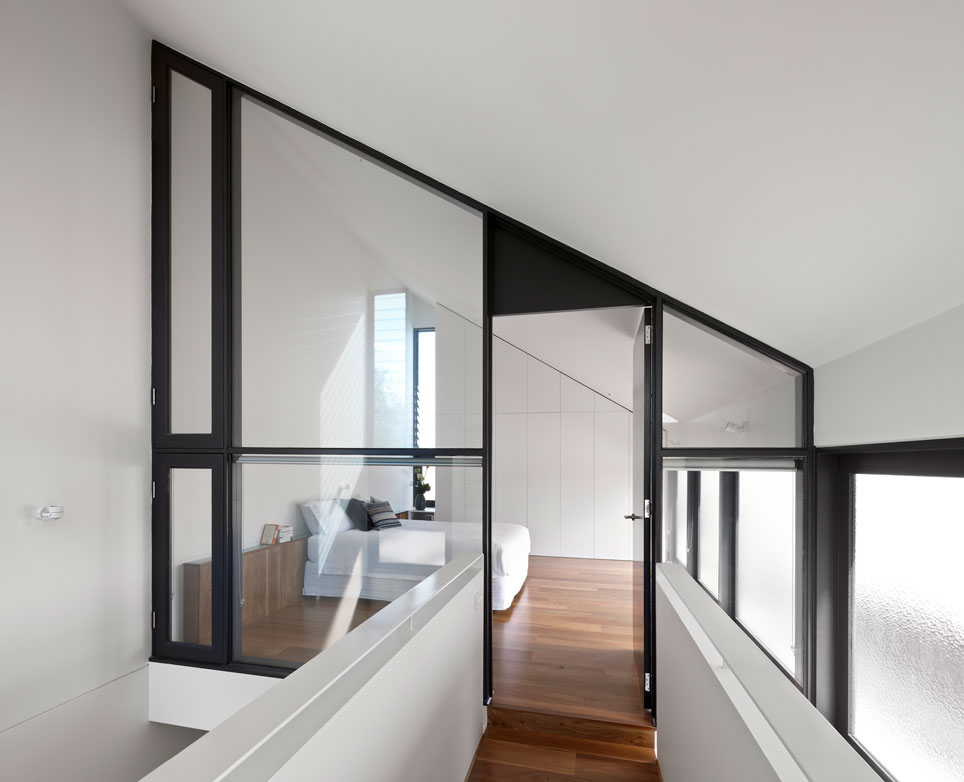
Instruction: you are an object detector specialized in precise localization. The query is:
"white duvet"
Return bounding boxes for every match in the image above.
[307,519,529,579]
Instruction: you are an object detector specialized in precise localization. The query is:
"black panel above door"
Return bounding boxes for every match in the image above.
[491,219,650,315]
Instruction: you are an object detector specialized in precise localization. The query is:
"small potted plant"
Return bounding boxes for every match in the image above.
[413,468,431,511]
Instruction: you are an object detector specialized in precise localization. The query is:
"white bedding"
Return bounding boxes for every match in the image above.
[307,519,530,580]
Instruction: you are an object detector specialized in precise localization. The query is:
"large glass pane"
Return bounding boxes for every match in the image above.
[697,471,721,598]
[852,474,964,782]
[662,309,802,448]
[239,96,482,448]
[169,72,212,433]
[735,469,798,673]
[236,457,482,667]
[170,468,212,644]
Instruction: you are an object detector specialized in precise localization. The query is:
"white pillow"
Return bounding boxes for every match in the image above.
[299,499,352,536]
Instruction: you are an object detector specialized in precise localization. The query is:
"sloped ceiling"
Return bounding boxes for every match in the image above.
[119,0,964,367]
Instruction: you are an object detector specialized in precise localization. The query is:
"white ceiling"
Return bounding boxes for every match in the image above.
[119,0,964,367]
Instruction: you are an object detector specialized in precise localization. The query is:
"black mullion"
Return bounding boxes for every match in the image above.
[225,447,484,457]
[814,453,842,722]
[687,472,700,578]
[647,299,663,717]
[661,447,809,459]
[719,471,738,616]
[482,210,494,705]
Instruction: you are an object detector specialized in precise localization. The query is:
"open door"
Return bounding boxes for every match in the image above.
[631,308,654,715]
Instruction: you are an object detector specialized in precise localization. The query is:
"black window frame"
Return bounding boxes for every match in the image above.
[815,439,964,782]
[660,459,809,688]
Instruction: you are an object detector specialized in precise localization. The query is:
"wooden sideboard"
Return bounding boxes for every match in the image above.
[181,536,308,644]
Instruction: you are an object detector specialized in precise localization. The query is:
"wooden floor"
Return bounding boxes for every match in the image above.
[492,555,649,726]
[468,707,659,781]
[240,596,388,664]
[474,556,659,781]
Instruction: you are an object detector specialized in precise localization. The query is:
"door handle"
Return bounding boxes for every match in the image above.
[624,513,643,520]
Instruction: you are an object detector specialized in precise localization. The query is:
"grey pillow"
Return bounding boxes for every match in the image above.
[340,498,371,531]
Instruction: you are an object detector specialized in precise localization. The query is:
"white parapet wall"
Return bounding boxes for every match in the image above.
[144,553,486,782]
[655,563,879,782]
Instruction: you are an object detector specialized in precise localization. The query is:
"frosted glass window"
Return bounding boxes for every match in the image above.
[698,471,721,598]
[169,72,212,433]
[675,476,688,566]
[851,474,964,782]
[735,470,797,673]
[661,470,688,566]
[662,309,802,448]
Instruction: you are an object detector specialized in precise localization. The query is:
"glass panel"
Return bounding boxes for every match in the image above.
[852,474,964,782]
[662,308,802,448]
[239,96,482,448]
[170,468,212,645]
[735,469,797,673]
[698,471,721,598]
[169,72,212,434]
[236,459,482,667]
[661,469,688,565]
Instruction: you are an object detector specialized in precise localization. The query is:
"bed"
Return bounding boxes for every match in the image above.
[301,505,530,610]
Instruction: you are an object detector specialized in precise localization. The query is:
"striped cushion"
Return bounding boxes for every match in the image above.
[366,499,402,530]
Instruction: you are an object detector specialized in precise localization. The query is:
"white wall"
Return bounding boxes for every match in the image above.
[0,0,152,735]
[0,667,202,782]
[815,303,964,446]
[494,338,632,559]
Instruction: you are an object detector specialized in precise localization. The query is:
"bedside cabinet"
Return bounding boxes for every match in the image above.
[397,508,435,521]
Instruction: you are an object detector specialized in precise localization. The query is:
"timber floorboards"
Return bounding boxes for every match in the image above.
[468,707,659,782]
[240,596,388,664]
[492,555,648,726]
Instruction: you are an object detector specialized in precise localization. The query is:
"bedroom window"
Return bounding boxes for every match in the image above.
[152,45,484,677]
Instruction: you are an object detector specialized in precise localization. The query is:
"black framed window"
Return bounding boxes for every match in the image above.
[817,444,964,782]
[661,457,806,686]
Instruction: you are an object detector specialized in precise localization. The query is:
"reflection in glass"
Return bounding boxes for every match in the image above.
[170,468,212,644]
[852,474,964,782]
[735,470,797,673]
[169,72,212,433]
[238,96,482,448]
[236,460,484,667]
[662,309,802,448]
